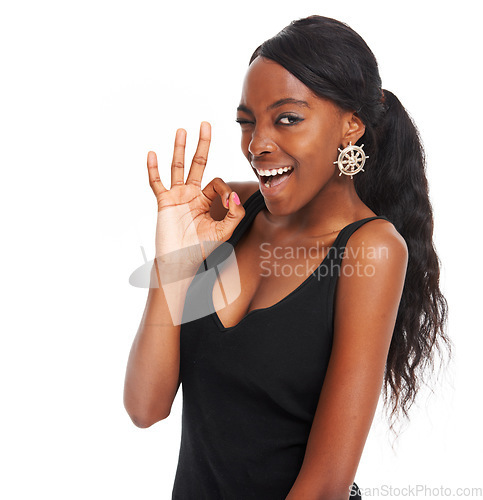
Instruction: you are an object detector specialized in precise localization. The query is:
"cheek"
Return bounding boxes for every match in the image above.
[289,132,335,164]
[285,132,340,178]
[290,134,330,165]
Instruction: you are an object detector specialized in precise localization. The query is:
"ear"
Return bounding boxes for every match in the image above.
[341,111,366,147]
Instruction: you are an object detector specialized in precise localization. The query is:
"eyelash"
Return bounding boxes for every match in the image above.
[235,114,303,127]
[278,114,302,125]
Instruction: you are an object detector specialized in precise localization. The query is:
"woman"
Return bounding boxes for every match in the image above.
[124,15,451,499]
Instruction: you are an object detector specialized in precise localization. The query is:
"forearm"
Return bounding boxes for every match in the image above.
[286,467,354,500]
[286,483,350,500]
[123,261,197,427]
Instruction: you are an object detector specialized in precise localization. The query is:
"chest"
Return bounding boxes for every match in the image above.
[212,216,339,330]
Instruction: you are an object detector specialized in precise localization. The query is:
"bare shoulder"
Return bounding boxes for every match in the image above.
[227,181,260,204]
[346,217,408,264]
[337,217,409,325]
[209,181,260,221]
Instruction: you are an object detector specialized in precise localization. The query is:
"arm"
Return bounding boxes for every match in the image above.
[285,220,408,499]
[123,266,192,428]
[123,180,258,428]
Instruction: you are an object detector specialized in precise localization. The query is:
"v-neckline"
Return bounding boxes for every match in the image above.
[209,190,357,333]
[211,255,335,332]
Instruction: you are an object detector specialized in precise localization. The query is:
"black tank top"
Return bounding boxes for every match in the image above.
[172,189,388,499]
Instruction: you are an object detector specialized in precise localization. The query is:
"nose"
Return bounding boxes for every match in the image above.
[248,126,277,156]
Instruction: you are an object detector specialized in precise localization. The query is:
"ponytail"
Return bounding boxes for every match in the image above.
[355,90,452,436]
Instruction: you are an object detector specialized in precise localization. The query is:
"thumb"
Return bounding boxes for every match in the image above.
[218,191,245,240]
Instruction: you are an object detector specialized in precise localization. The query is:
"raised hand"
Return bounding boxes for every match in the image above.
[148,122,245,274]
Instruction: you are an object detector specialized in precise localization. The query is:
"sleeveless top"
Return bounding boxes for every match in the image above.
[172,189,389,499]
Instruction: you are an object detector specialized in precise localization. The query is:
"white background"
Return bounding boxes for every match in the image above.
[1,0,481,498]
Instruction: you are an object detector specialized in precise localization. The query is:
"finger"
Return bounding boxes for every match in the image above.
[202,178,245,237]
[171,128,187,188]
[147,151,167,199]
[217,190,245,240]
[202,177,231,210]
[186,121,211,188]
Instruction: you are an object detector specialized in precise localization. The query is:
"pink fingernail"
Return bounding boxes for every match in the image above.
[233,192,240,205]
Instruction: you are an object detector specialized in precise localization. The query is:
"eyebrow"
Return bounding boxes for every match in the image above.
[237,98,310,114]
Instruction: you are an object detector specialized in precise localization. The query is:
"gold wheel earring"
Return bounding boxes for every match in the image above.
[333,142,369,179]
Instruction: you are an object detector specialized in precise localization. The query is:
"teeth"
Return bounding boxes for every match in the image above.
[257,166,293,177]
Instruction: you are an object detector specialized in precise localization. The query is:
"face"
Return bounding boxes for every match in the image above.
[237,56,363,212]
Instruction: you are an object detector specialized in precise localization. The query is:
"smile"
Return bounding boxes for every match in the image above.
[254,165,295,193]
[256,166,294,177]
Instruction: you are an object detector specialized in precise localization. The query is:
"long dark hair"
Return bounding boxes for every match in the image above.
[250,15,452,440]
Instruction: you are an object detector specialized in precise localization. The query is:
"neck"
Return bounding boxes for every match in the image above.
[262,174,371,239]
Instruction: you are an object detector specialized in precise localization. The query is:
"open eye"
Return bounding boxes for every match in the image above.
[277,114,303,126]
